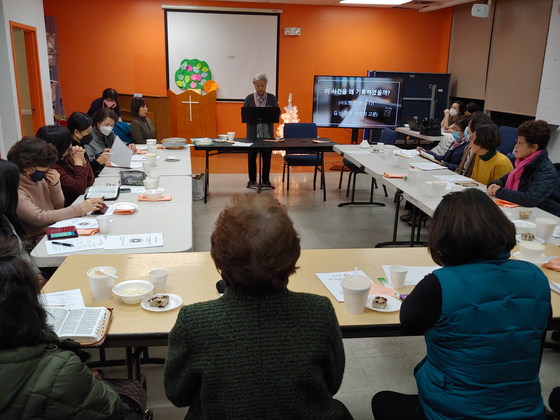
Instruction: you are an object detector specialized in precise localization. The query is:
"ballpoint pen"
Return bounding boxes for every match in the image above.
[52,242,74,247]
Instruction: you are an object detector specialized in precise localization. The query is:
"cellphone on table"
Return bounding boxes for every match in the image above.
[46,226,78,240]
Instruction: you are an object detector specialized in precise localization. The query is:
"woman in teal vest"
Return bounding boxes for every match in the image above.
[372,188,551,420]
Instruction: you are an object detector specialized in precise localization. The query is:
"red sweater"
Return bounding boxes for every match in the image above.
[51,156,95,207]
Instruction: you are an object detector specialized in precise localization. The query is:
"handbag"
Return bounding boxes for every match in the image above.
[105,378,153,420]
[419,117,441,136]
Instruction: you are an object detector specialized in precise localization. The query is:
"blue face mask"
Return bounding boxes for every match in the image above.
[464,127,470,140]
[29,170,45,182]
[453,131,461,140]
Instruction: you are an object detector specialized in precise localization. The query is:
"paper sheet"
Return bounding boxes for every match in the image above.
[45,236,106,255]
[433,174,474,182]
[315,270,372,302]
[346,151,372,155]
[550,282,560,294]
[104,233,164,250]
[40,289,85,309]
[382,265,440,286]
[231,142,252,147]
[50,218,98,229]
[108,135,134,167]
[410,162,447,171]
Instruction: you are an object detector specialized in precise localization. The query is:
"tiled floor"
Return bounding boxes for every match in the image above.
[94,171,559,419]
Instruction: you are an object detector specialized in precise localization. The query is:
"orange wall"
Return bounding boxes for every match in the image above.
[43,0,452,144]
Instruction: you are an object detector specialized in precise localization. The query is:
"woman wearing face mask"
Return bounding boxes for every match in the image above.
[68,111,107,177]
[36,124,95,207]
[7,137,104,245]
[420,116,470,171]
[455,112,493,178]
[87,88,121,119]
[440,100,464,133]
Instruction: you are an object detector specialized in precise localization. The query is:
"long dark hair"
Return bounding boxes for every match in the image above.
[0,159,20,214]
[427,189,516,266]
[0,240,51,350]
[36,125,73,159]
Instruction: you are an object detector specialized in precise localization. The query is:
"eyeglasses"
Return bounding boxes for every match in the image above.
[515,139,527,146]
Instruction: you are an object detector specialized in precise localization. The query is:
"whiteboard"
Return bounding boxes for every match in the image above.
[165,10,279,101]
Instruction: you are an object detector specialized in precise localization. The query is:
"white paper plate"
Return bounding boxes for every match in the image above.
[165,156,180,162]
[515,235,544,244]
[114,202,138,210]
[141,293,183,312]
[512,251,550,266]
[365,294,402,312]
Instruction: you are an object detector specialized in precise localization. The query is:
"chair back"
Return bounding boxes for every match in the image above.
[497,125,518,155]
[284,123,317,139]
[378,128,398,145]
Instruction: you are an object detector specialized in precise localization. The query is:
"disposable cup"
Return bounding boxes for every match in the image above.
[146,139,157,147]
[87,266,116,300]
[149,269,169,293]
[384,146,394,160]
[147,145,157,154]
[146,153,157,167]
[227,132,236,141]
[397,156,410,169]
[432,181,447,197]
[407,168,421,183]
[141,161,151,174]
[535,217,557,243]
[143,178,159,189]
[390,265,408,290]
[340,275,371,314]
[519,241,545,261]
[96,215,110,234]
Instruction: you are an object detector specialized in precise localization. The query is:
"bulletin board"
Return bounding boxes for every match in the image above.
[165,9,280,102]
[369,71,451,123]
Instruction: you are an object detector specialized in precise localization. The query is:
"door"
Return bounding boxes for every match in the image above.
[10,21,45,137]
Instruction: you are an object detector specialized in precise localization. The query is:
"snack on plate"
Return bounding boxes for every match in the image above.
[521,233,535,241]
[148,295,170,308]
[519,210,532,219]
[370,296,388,310]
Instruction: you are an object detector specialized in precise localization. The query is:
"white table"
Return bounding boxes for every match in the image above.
[98,146,192,177]
[99,175,193,204]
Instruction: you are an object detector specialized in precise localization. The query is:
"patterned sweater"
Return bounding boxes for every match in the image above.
[164,286,353,420]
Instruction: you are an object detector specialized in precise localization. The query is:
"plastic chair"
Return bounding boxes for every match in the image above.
[498,125,518,157]
[339,128,398,200]
[282,123,323,190]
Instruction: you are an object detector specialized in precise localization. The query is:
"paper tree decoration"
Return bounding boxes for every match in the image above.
[175,59,212,90]
[276,93,300,138]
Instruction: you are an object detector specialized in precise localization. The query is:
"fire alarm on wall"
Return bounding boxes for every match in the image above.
[472,3,490,18]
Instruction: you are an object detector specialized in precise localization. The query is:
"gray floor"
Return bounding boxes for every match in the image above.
[95,171,560,419]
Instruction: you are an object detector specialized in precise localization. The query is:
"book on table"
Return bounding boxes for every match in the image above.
[46,307,113,346]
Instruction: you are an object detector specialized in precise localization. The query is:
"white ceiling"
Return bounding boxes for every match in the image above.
[199,0,477,11]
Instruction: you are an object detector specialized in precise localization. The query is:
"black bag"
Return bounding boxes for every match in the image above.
[419,118,441,136]
[105,378,153,420]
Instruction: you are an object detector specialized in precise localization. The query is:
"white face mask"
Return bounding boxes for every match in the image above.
[100,125,113,136]
[449,109,458,117]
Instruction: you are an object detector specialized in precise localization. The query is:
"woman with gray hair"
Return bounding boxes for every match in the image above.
[243,73,278,188]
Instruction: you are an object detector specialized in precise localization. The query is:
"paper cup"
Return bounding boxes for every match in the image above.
[389,265,408,290]
[146,139,157,147]
[535,217,557,243]
[432,181,447,197]
[519,241,545,261]
[143,178,159,189]
[397,156,410,169]
[141,161,151,174]
[146,153,157,167]
[149,269,169,293]
[227,132,236,141]
[407,168,421,183]
[341,275,371,314]
[384,145,394,160]
[96,215,110,234]
[87,266,116,300]
[147,145,158,154]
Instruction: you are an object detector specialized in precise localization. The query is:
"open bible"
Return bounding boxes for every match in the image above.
[46,307,113,346]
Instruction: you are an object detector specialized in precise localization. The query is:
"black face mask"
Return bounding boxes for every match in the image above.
[80,133,93,145]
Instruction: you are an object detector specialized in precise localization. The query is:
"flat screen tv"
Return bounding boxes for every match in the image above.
[312,76,404,129]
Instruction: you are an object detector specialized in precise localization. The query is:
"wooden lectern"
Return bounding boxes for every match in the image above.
[168,89,217,143]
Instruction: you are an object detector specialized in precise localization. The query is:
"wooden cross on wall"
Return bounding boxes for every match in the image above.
[182,95,199,122]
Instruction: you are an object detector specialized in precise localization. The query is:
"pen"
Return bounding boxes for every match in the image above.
[52,242,74,247]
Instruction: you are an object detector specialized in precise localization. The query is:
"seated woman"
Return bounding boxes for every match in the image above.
[67,111,108,177]
[129,96,155,144]
[455,111,493,178]
[36,125,95,207]
[0,240,123,419]
[372,188,551,420]
[440,100,464,133]
[464,101,481,117]
[85,108,136,176]
[470,123,513,185]
[8,137,103,244]
[87,87,121,119]
[487,120,560,216]
[164,194,352,420]
[422,115,470,171]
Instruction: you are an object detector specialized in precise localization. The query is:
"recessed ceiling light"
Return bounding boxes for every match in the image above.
[339,0,408,4]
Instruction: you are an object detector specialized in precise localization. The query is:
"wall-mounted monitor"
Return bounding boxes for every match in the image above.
[312,76,404,129]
